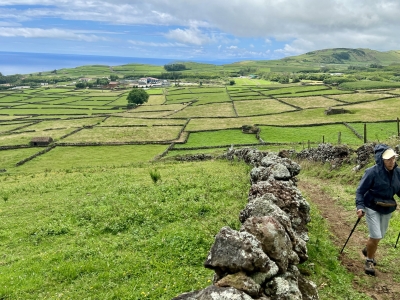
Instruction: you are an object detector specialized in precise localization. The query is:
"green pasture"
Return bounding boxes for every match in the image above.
[107,98,129,106]
[144,95,166,105]
[0,128,78,146]
[170,102,236,118]
[12,145,168,172]
[275,88,352,98]
[230,95,270,101]
[146,88,164,95]
[120,110,175,118]
[166,94,197,104]
[101,116,186,127]
[260,85,329,96]
[228,91,260,96]
[80,91,124,97]
[279,96,342,109]
[191,92,231,105]
[26,117,104,131]
[61,126,182,143]
[0,103,25,108]
[27,115,88,120]
[165,147,227,158]
[0,95,29,102]
[234,99,296,116]
[0,147,40,169]
[340,80,400,90]
[69,100,111,106]
[0,115,32,121]
[232,77,273,86]
[133,104,186,112]
[0,108,93,116]
[350,122,400,142]
[329,92,395,103]
[0,160,250,299]
[22,98,61,104]
[41,88,72,93]
[88,97,118,101]
[174,129,259,148]
[0,122,34,133]
[189,87,225,94]
[166,88,192,95]
[259,124,362,145]
[387,89,400,95]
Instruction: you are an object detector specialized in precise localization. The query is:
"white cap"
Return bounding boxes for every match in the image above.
[382,148,398,159]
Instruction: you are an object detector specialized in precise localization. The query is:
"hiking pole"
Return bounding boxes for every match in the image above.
[340,217,362,254]
[395,232,400,248]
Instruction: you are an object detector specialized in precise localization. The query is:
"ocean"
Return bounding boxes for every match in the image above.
[0,51,239,76]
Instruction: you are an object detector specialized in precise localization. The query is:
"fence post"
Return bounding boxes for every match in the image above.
[322,135,325,144]
[397,118,399,138]
[364,123,367,143]
[338,132,341,144]
[308,140,310,149]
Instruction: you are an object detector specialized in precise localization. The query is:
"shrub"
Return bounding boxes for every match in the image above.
[149,169,161,184]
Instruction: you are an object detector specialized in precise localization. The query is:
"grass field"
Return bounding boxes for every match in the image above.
[174,129,259,149]
[1,71,400,299]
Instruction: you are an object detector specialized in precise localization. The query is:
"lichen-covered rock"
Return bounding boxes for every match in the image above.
[260,154,301,178]
[172,286,254,300]
[215,271,261,298]
[296,143,352,169]
[264,266,302,300]
[298,275,319,300]
[250,167,272,184]
[241,216,292,273]
[239,195,308,263]
[226,147,267,166]
[204,227,278,276]
[248,179,310,238]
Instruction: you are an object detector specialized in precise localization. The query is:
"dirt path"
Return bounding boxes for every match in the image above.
[298,179,400,300]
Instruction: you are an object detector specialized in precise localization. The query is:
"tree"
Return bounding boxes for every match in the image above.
[229,80,235,85]
[164,63,187,71]
[110,74,119,81]
[75,82,86,89]
[127,88,149,107]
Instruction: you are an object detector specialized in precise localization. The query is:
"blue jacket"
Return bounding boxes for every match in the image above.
[355,144,400,214]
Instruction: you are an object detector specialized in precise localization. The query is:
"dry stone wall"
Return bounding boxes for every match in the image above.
[174,148,319,300]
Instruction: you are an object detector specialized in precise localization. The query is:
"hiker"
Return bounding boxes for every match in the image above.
[355,144,400,276]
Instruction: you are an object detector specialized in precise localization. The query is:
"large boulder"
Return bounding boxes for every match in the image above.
[204,227,278,276]
[241,216,292,273]
[172,286,254,300]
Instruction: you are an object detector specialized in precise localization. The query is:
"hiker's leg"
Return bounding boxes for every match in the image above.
[366,237,380,259]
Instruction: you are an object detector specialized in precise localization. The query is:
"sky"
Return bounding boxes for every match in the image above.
[1,0,400,62]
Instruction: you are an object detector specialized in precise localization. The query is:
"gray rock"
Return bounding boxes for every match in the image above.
[215,271,261,298]
[241,216,292,273]
[172,286,254,300]
[264,267,302,300]
[298,275,319,300]
[204,227,278,275]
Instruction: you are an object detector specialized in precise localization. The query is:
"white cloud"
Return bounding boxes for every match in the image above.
[128,40,187,47]
[227,46,238,49]
[0,27,107,42]
[165,27,213,45]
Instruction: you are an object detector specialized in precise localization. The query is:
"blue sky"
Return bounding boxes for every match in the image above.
[1,0,400,62]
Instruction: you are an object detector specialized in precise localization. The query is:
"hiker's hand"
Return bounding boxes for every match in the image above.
[356,209,365,218]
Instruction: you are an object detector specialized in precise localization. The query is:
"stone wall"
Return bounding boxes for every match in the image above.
[174,148,319,300]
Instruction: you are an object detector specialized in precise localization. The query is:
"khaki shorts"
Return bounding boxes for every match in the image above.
[365,207,392,239]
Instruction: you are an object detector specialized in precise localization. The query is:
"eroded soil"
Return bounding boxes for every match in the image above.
[298,179,400,300]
